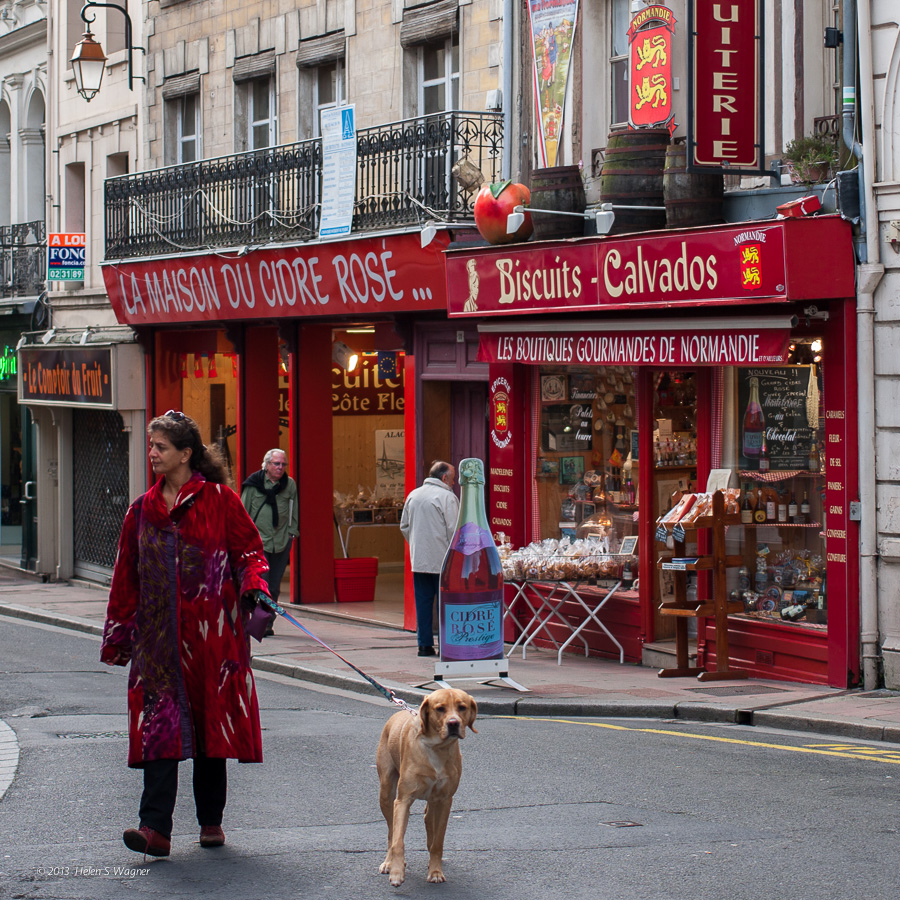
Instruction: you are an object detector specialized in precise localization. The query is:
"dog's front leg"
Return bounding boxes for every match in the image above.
[423,796,452,883]
[384,796,413,886]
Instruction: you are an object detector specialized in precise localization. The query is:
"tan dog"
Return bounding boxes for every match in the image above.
[376,688,478,886]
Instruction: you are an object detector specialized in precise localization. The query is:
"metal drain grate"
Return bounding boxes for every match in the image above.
[685,685,788,697]
[57,731,128,740]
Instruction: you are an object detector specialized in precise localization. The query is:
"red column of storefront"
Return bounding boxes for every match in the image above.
[243,326,281,479]
[403,352,417,632]
[296,322,335,602]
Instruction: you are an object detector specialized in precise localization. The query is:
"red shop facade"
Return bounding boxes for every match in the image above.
[101,231,486,613]
[446,216,860,687]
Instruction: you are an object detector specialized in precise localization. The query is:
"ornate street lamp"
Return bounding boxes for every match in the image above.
[71,2,143,101]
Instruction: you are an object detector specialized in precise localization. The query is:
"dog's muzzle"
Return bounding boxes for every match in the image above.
[446,719,461,738]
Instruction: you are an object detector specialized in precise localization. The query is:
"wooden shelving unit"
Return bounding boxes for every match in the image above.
[656,490,749,681]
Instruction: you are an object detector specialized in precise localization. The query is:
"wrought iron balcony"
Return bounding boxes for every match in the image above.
[104,111,503,260]
[0,221,46,298]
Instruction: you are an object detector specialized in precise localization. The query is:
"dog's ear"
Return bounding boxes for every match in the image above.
[419,695,433,734]
[467,696,478,734]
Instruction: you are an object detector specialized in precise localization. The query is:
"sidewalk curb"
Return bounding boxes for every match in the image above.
[4,603,899,745]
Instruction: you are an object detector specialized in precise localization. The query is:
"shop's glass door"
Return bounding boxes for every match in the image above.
[652,370,699,641]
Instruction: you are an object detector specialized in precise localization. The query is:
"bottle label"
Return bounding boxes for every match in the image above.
[439,590,503,660]
[743,431,763,454]
[451,522,497,556]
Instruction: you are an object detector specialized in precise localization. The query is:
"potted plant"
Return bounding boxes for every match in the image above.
[781,134,839,186]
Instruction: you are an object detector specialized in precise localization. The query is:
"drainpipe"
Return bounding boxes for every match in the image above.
[844,0,884,689]
[502,0,514,179]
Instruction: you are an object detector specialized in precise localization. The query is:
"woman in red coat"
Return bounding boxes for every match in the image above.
[101,411,272,858]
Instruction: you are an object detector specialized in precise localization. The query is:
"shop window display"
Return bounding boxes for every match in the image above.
[536,365,638,561]
[725,346,827,628]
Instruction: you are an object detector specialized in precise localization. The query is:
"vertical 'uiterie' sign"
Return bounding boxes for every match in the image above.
[690,0,763,171]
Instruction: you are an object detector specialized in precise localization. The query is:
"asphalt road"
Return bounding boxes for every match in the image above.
[0,617,897,900]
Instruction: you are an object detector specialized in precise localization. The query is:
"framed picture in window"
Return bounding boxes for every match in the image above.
[559,456,584,485]
[541,374,567,402]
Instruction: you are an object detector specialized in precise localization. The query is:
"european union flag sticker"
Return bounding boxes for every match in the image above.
[377,351,397,379]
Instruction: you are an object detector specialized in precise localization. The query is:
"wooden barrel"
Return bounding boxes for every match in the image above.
[529,166,587,240]
[599,128,668,234]
[663,142,725,229]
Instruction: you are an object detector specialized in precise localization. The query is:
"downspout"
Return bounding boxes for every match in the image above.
[844,0,884,688]
[501,0,514,179]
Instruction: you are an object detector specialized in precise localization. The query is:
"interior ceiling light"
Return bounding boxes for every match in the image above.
[332,340,360,372]
[810,339,822,353]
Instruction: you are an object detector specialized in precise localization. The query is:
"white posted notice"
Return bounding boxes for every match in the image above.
[319,105,357,237]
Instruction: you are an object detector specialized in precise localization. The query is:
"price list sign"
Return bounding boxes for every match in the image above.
[737,367,818,471]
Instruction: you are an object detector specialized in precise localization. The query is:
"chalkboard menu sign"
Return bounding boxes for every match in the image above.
[737,367,819,471]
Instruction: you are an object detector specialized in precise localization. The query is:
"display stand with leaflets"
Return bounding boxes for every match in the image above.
[656,490,748,681]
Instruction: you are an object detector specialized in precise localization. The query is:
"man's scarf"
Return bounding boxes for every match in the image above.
[242,469,288,527]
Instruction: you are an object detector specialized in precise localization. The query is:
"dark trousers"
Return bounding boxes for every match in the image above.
[139,757,227,839]
[264,543,292,604]
[413,571,440,649]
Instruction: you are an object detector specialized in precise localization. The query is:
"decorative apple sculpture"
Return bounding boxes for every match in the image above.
[473,180,533,244]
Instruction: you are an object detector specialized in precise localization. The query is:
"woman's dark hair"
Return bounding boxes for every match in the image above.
[148,412,230,485]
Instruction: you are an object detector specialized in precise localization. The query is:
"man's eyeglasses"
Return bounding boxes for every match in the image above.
[269,462,286,467]
[164,410,186,421]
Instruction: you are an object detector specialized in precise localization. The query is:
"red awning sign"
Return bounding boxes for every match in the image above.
[477,317,793,366]
[101,232,450,326]
[446,217,854,317]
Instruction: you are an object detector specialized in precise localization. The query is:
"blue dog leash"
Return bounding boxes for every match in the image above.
[261,597,417,715]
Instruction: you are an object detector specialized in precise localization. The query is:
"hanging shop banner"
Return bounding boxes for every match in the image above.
[476,320,791,367]
[18,347,113,407]
[689,0,764,171]
[319,104,357,237]
[47,233,86,282]
[101,232,449,326]
[628,6,676,130]
[528,0,579,168]
[446,217,854,317]
[332,353,405,417]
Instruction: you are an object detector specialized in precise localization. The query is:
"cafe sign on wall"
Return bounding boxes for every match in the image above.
[19,347,113,407]
[332,353,405,416]
[689,0,765,172]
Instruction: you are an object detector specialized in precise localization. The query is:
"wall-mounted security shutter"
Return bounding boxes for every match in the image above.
[400,0,459,48]
[296,31,346,68]
[233,51,276,83]
[161,72,201,100]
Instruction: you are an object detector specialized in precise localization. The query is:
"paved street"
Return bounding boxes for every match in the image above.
[1,617,898,900]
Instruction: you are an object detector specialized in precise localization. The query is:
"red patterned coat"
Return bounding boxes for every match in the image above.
[101,473,271,767]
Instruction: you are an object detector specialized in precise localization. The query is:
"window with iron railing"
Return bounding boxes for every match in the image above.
[103,110,503,259]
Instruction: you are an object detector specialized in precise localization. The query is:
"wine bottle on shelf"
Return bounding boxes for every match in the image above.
[438,458,504,663]
[742,376,766,459]
[777,491,787,523]
[808,440,820,472]
[753,488,767,523]
[788,491,798,521]
[800,492,810,522]
[765,490,776,522]
[740,486,753,525]
[758,431,770,473]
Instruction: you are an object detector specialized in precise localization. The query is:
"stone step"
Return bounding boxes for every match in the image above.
[642,639,698,670]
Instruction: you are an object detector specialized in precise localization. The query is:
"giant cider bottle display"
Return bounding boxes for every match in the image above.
[742,376,766,460]
[439,458,504,662]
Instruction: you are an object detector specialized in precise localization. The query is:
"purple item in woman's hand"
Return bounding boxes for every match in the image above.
[246,602,276,642]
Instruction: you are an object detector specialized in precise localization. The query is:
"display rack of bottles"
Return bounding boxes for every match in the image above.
[656,491,749,681]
